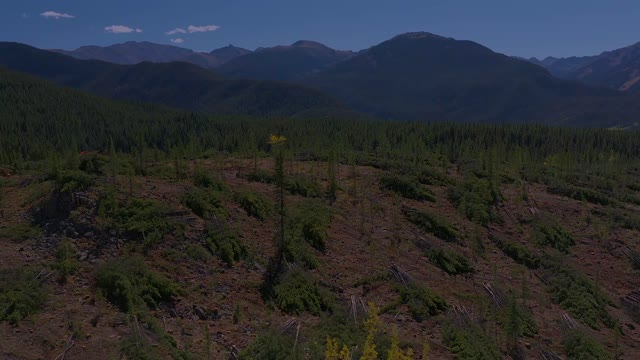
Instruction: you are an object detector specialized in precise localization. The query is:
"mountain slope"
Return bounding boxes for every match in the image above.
[51,41,251,69]
[0,42,348,117]
[531,42,640,91]
[217,40,354,81]
[210,45,252,64]
[305,32,640,127]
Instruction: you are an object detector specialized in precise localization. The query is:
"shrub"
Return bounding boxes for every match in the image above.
[96,257,180,313]
[416,167,452,186]
[492,237,540,269]
[238,330,302,360]
[235,190,272,220]
[428,248,474,275]
[0,222,41,242]
[193,170,227,190]
[289,200,331,252]
[398,284,447,322]
[547,184,612,206]
[120,333,156,360]
[533,221,575,253]
[0,268,48,324]
[246,169,274,184]
[54,239,78,278]
[563,331,612,360]
[498,296,538,338]
[443,319,501,360]
[181,189,226,219]
[286,176,322,198]
[55,170,94,193]
[545,261,614,329]
[402,206,458,243]
[380,174,435,202]
[205,226,247,266]
[273,269,333,315]
[98,195,175,248]
[185,244,210,262]
[448,176,501,225]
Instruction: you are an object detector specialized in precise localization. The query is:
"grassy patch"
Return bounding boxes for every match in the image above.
[54,170,94,193]
[0,268,48,325]
[96,257,180,314]
[193,170,227,190]
[402,206,458,243]
[428,248,474,275]
[286,175,323,198]
[238,330,302,360]
[53,239,78,280]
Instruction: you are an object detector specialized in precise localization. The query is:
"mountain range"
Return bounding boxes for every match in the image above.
[530,41,640,91]
[0,42,346,118]
[4,32,640,128]
[52,41,252,69]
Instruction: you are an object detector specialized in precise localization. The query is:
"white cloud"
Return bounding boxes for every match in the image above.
[171,38,185,44]
[21,13,28,19]
[166,28,186,35]
[105,25,143,34]
[41,11,75,19]
[187,25,220,33]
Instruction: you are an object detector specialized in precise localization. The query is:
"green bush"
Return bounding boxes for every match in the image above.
[0,268,48,324]
[205,226,247,266]
[402,206,458,242]
[286,176,322,198]
[545,262,614,329]
[185,244,210,262]
[398,283,447,322]
[499,296,538,338]
[55,170,94,193]
[98,195,175,248]
[289,200,331,252]
[428,248,474,275]
[54,239,78,278]
[120,333,157,360]
[193,170,227,190]
[380,174,435,201]
[533,221,575,253]
[273,269,333,315]
[246,169,274,184]
[181,189,226,219]
[493,237,540,269]
[548,184,612,206]
[443,319,501,360]
[448,176,501,225]
[238,330,302,360]
[235,190,272,220]
[416,167,452,186]
[0,222,41,242]
[563,331,612,360]
[79,153,108,175]
[96,257,180,313]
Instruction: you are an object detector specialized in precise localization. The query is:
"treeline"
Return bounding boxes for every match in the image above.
[3,66,640,174]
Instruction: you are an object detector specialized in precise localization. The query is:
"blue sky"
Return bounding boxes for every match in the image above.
[1,0,639,58]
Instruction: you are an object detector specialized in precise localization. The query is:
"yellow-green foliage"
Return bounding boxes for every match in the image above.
[387,330,414,360]
[361,302,381,360]
[398,284,448,322]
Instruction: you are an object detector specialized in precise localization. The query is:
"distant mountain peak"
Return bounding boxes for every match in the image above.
[392,32,451,41]
[291,40,331,49]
